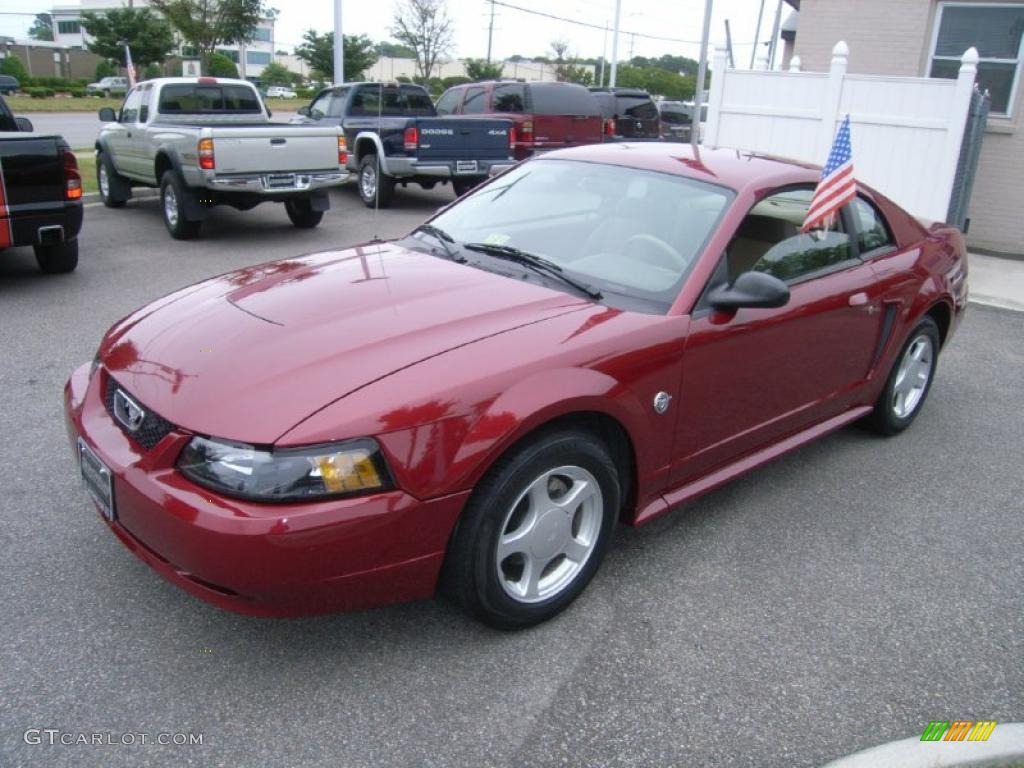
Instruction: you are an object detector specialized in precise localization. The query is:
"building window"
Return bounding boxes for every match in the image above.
[57,20,81,34]
[216,48,239,63]
[252,28,272,43]
[246,51,271,66]
[929,2,1024,116]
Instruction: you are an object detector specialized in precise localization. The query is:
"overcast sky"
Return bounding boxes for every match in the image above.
[1,0,789,65]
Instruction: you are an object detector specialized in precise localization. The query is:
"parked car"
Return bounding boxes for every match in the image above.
[86,76,129,97]
[293,81,515,206]
[0,93,83,273]
[589,87,661,141]
[95,77,348,239]
[266,85,297,99]
[436,80,604,161]
[66,142,967,628]
[657,100,693,142]
[0,75,20,95]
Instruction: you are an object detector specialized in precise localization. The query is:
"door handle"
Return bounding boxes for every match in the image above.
[270,138,286,145]
[848,292,869,307]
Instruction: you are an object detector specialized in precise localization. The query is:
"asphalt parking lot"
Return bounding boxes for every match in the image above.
[1,184,1021,768]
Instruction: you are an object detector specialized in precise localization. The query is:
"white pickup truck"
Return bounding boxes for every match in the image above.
[95,77,347,239]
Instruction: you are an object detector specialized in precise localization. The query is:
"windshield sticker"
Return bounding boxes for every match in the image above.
[483,233,511,246]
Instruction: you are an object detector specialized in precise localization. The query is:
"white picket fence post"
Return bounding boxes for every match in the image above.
[935,47,979,220]
[816,41,849,164]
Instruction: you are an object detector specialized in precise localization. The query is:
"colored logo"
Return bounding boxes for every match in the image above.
[920,721,997,742]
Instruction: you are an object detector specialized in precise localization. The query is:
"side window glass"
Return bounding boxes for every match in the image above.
[327,89,347,117]
[138,86,151,123]
[120,88,143,123]
[853,198,895,254]
[351,87,381,116]
[492,84,525,112]
[462,86,487,114]
[727,188,853,283]
[309,92,332,119]
[435,89,460,115]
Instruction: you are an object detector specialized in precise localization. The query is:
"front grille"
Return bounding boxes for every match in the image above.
[104,377,176,451]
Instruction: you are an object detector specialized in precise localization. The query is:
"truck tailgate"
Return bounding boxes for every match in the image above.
[415,118,512,160]
[0,135,64,213]
[209,126,340,173]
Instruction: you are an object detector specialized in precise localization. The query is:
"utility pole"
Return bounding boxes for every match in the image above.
[599,21,608,87]
[724,19,734,68]
[609,0,622,87]
[486,0,495,64]
[749,0,766,69]
[333,0,344,85]
[692,0,712,151]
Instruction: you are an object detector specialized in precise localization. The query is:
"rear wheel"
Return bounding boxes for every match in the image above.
[96,151,128,208]
[358,154,394,209]
[442,429,620,629]
[160,171,201,240]
[284,198,324,228]
[34,239,78,274]
[452,178,481,197]
[866,317,940,435]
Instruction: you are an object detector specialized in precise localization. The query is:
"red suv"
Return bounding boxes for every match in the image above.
[436,80,603,160]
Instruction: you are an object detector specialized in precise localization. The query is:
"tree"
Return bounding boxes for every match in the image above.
[80,8,176,70]
[149,0,268,74]
[391,0,454,81]
[29,13,54,41]
[259,60,294,85]
[549,39,591,86]
[615,65,695,100]
[378,41,416,59]
[294,30,377,82]
[464,58,503,81]
[95,59,119,80]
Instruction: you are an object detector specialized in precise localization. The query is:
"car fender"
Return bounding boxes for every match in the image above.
[443,366,650,496]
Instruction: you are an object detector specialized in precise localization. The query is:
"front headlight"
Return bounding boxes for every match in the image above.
[177,436,393,502]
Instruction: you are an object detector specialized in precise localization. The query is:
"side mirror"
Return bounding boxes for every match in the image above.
[98,107,117,122]
[708,271,790,311]
[296,105,310,117]
[15,116,33,132]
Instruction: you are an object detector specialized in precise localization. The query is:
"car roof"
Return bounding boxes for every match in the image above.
[536,142,823,193]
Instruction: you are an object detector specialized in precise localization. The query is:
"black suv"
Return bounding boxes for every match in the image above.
[589,87,661,141]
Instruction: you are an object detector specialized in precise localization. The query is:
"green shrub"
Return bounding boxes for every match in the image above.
[95,59,119,80]
[295,87,316,100]
[441,76,471,89]
[26,87,55,98]
[205,52,238,78]
[143,63,162,80]
[0,55,29,82]
[70,88,87,98]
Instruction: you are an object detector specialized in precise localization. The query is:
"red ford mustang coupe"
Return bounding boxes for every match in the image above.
[65,144,968,628]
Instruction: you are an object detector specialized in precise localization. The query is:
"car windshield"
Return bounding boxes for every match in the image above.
[426,158,732,314]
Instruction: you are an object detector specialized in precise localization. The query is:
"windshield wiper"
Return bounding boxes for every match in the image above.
[463,242,603,300]
[413,224,465,263]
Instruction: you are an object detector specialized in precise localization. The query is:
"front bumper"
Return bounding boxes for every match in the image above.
[64,363,469,617]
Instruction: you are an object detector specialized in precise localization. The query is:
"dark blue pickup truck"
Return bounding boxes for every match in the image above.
[294,82,516,207]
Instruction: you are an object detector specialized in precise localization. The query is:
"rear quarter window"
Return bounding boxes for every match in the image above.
[492,84,526,113]
[527,84,600,116]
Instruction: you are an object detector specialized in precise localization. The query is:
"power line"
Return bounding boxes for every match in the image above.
[489,0,705,45]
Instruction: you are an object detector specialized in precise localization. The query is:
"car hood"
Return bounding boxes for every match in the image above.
[99,242,589,444]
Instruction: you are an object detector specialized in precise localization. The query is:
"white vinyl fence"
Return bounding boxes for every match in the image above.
[704,42,979,222]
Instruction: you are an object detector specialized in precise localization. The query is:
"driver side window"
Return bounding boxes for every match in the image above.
[725,188,854,283]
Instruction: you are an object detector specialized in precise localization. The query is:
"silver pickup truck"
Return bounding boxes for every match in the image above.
[95,77,347,239]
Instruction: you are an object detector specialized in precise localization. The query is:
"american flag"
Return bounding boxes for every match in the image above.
[125,44,136,87]
[802,114,855,232]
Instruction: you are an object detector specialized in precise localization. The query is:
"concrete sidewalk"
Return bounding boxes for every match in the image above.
[969,252,1024,311]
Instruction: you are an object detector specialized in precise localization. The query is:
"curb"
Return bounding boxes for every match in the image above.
[820,723,1024,768]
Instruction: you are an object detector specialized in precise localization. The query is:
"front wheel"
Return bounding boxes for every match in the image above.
[159,171,201,240]
[357,154,394,209]
[865,316,940,435]
[34,239,79,274]
[442,429,620,629]
[284,198,324,228]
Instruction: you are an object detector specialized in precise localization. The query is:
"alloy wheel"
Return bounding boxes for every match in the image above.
[892,334,934,418]
[163,185,179,228]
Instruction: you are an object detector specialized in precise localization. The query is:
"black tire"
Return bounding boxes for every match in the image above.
[442,429,620,629]
[357,154,394,209]
[452,178,481,197]
[865,316,941,436]
[419,181,437,191]
[96,151,128,208]
[34,239,78,274]
[284,198,324,228]
[159,171,201,240]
